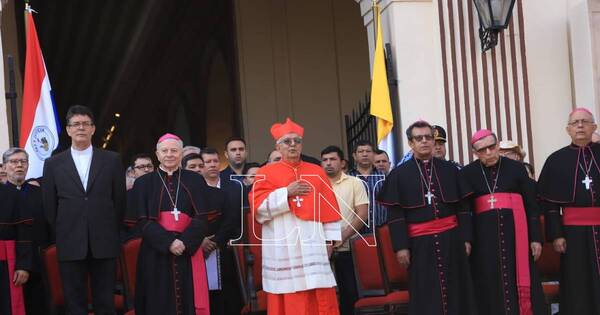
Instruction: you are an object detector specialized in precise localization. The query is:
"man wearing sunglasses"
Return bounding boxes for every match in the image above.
[459,129,545,315]
[250,117,342,315]
[378,120,476,315]
[538,107,600,314]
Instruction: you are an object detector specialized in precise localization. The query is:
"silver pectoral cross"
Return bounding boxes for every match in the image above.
[425,191,434,205]
[293,196,304,207]
[488,195,497,208]
[171,207,181,221]
[583,175,593,190]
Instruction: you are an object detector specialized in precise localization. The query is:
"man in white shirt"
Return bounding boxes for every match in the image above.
[42,105,126,315]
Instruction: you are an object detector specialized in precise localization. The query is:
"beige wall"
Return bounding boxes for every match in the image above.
[523,0,574,172]
[234,0,371,162]
[354,0,600,173]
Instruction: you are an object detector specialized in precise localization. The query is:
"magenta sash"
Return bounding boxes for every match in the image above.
[563,207,600,226]
[408,215,458,238]
[158,212,209,315]
[474,193,532,315]
[0,240,25,315]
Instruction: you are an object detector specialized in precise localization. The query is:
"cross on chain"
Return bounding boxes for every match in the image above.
[583,175,593,190]
[293,196,304,207]
[425,191,434,205]
[488,195,497,209]
[171,207,181,221]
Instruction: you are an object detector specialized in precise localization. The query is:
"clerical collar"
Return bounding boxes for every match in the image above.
[5,181,23,190]
[414,157,432,164]
[71,145,92,155]
[158,165,180,176]
[570,142,593,149]
[480,157,500,169]
[281,160,302,168]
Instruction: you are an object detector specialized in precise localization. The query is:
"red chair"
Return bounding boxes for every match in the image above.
[350,233,409,314]
[233,211,266,314]
[120,237,142,311]
[40,244,127,314]
[376,225,409,291]
[536,216,561,305]
[41,245,65,315]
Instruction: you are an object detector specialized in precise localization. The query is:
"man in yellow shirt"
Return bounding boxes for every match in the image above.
[321,145,369,315]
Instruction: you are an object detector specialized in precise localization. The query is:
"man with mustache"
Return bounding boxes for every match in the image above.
[3,148,51,314]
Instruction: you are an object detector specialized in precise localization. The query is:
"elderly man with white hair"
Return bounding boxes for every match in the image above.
[132,133,211,315]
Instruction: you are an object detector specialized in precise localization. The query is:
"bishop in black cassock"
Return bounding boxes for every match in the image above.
[0,182,32,315]
[378,121,476,315]
[537,108,600,314]
[460,130,545,315]
[132,133,210,315]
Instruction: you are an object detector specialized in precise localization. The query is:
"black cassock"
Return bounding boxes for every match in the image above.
[538,142,600,314]
[0,183,32,315]
[459,156,545,315]
[377,157,476,315]
[7,181,52,315]
[132,168,209,315]
[204,182,243,315]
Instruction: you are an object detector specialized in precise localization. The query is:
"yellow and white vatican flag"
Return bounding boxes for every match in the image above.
[369,3,395,164]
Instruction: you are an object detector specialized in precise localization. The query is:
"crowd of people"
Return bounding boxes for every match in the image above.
[1,104,600,315]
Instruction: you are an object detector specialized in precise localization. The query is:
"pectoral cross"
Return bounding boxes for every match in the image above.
[171,207,181,221]
[293,196,304,207]
[583,175,593,190]
[425,191,434,205]
[488,195,497,209]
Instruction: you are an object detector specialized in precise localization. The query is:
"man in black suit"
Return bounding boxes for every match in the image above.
[42,105,126,315]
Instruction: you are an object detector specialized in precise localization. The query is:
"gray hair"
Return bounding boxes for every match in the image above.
[2,147,28,164]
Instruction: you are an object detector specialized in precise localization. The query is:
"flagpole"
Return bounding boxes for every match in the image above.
[372,0,377,52]
[6,55,18,147]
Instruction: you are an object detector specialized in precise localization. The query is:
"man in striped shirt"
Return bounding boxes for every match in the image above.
[348,140,387,233]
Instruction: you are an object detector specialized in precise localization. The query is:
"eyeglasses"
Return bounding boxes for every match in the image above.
[134,164,154,170]
[67,121,94,129]
[568,119,595,126]
[474,142,497,154]
[411,135,434,142]
[7,159,28,165]
[278,137,303,146]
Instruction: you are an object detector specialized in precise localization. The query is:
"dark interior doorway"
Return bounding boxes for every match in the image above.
[15,0,240,161]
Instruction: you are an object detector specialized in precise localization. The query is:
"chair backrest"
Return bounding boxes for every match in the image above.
[232,210,264,312]
[246,211,262,289]
[376,224,409,290]
[121,237,142,305]
[536,216,560,280]
[40,244,64,308]
[350,234,386,297]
